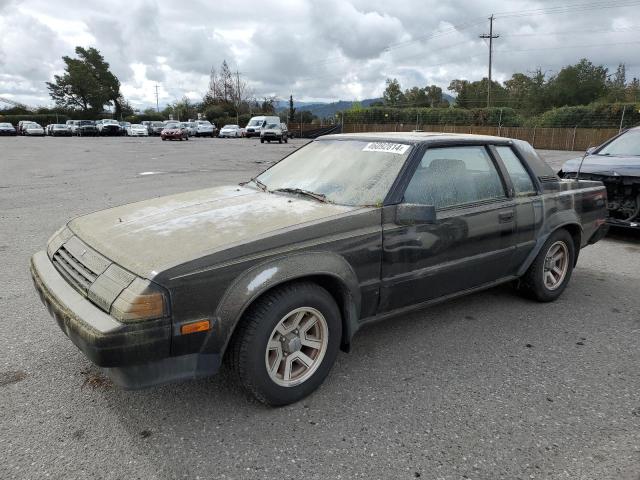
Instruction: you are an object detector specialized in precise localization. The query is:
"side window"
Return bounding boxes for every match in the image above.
[496,146,537,196]
[403,146,506,208]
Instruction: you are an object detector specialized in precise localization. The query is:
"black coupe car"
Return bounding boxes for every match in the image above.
[31,133,607,405]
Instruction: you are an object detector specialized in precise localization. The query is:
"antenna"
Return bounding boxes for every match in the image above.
[575,149,590,182]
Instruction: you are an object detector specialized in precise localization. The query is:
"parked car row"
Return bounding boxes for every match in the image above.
[2,116,290,143]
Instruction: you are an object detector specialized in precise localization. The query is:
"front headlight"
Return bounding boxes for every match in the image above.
[110,278,168,322]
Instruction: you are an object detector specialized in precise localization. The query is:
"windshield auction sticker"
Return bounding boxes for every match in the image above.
[362,142,411,154]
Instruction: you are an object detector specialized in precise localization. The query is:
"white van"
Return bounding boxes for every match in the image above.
[244,115,280,138]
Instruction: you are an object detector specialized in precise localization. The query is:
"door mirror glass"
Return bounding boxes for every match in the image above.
[395,204,436,226]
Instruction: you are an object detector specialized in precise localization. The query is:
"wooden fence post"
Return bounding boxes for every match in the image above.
[532,126,536,148]
[571,126,577,151]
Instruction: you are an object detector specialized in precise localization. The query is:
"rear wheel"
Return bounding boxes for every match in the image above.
[519,229,575,302]
[229,282,342,406]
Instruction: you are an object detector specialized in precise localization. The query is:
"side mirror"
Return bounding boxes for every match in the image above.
[395,204,437,226]
[586,146,597,155]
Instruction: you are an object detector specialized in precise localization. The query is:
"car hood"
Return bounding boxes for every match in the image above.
[562,154,640,177]
[68,185,357,278]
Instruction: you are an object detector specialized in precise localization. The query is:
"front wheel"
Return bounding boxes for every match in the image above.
[260,138,264,143]
[518,229,575,302]
[229,282,342,406]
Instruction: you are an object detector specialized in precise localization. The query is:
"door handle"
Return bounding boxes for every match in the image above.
[499,211,514,223]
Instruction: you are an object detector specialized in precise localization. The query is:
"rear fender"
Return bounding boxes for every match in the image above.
[516,209,582,277]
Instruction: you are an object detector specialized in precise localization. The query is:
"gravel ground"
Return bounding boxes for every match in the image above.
[1,137,639,480]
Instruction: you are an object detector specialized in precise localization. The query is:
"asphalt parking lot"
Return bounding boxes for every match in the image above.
[1,136,639,480]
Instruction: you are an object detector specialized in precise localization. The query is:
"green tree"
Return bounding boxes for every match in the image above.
[46,47,121,112]
[404,86,429,107]
[298,110,316,123]
[383,78,404,106]
[626,77,640,102]
[546,58,608,107]
[607,63,627,102]
[288,95,296,122]
[424,85,443,107]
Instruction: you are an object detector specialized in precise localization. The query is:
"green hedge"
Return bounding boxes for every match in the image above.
[532,103,640,128]
[342,107,524,127]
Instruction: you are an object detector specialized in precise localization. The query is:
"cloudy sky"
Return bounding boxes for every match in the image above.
[1,0,639,109]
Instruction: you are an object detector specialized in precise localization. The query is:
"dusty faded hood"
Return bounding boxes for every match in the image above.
[562,155,640,177]
[68,185,356,278]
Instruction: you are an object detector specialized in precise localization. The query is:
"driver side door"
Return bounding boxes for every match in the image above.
[379,144,518,312]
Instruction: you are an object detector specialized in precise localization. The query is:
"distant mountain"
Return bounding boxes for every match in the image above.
[276,98,383,119]
[277,94,455,118]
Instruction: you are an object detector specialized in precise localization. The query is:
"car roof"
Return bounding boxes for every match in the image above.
[319,131,513,145]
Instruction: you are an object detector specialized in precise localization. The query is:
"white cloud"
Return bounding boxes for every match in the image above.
[0,0,639,109]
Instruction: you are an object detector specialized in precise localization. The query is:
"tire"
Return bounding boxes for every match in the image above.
[260,138,264,143]
[229,282,342,406]
[162,137,166,141]
[284,137,288,144]
[278,138,282,144]
[185,136,189,141]
[519,229,575,302]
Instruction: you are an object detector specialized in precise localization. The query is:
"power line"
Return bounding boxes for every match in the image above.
[493,0,640,19]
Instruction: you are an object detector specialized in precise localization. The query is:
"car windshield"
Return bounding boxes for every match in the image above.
[165,123,180,129]
[0,123,12,127]
[248,119,262,126]
[256,140,412,206]
[152,122,164,127]
[104,120,118,124]
[223,125,238,129]
[131,124,143,128]
[598,129,640,156]
[79,121,93,126]
[197,121,211,126]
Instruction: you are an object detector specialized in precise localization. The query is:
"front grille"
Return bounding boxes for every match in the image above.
[51,237,110,296]
[52,246,98,294]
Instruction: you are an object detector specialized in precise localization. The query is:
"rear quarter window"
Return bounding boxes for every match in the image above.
[496,146,537,196]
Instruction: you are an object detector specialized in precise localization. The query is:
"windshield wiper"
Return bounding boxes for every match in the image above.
[272,187,328,203]
[242,177,268,191]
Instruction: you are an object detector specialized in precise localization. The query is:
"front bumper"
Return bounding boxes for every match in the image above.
[30,251,219,388]
[607,218,640,229]
[31,251,171,368]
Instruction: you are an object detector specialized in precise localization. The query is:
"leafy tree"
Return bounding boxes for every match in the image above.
[424,85,444,107]
[546,58,608,107]
[607,63,627,102]
[626,77,640,102]
[260,96,277,114]
[383,78,404,106]
[404,86,429,107]
[46,47,121,112]
[298,110,316,123]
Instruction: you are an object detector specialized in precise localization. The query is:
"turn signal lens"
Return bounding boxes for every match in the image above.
[110,278,167,322]
[180,320,211,335]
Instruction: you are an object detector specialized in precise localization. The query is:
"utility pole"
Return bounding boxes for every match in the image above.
[154,84,160,113]
[480,14,499,107]
[235,70,241,124]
